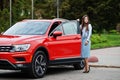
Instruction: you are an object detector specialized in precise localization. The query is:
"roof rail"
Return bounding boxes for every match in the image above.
[53,18,69,22]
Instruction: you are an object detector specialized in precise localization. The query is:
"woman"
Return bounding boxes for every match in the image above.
[80,15,92,73]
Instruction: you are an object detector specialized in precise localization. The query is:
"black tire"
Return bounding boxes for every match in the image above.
[28,51,48,78]
[73,59,85,70]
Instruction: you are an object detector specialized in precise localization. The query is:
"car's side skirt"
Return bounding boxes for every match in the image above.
[49,57,84,65]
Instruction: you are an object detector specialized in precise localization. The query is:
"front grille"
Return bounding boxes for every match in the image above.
[0,46,13,52]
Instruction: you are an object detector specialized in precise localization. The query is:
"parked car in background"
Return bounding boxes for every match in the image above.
[0,18,85,78]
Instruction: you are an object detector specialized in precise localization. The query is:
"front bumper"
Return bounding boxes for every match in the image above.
[0,59,31,70]
[0,52,32,70]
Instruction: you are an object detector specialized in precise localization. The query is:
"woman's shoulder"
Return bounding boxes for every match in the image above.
[80,24,82,29]
[88,24,92,29]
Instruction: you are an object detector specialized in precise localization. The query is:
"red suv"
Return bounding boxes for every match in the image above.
[0,19,85,78]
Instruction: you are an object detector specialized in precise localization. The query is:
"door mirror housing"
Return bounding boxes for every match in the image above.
[53,31,62,38]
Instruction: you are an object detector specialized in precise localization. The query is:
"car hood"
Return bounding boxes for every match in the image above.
[0,34,46,45]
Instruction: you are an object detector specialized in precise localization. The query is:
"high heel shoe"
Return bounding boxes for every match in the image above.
[83,71,88,73]
[83,66,90,73]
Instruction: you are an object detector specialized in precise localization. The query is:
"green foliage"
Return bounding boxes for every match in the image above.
[0,9,10,31]
[91,34,120,49]
[91,34,107,44]
[109,30,118,34]
[0,0,120,33]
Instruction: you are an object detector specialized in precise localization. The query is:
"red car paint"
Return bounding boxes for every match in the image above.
[0,19,83,78]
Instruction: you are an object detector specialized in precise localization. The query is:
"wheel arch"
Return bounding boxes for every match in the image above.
[34,46,50,63]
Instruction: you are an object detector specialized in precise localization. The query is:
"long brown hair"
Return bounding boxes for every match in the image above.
[81,15,89,31]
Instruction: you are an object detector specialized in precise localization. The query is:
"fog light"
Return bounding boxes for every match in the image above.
[14,57,25,61]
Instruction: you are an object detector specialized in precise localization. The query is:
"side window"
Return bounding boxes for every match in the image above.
[48,22,60,35]
[62,22,77,35]
[49,24,63,36]
[55,25,63,32]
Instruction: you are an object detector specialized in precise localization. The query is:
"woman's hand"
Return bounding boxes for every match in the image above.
[85,41,89,46]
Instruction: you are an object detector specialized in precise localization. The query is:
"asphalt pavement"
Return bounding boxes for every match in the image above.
[0,67,120,80]
[89,47,120,68]
[0,47,120,80]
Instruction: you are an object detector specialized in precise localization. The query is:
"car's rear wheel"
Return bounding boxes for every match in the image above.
[29,51,47,78]
[73,59,85,70]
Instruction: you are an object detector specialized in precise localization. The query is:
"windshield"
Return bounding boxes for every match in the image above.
[4,21,51,35]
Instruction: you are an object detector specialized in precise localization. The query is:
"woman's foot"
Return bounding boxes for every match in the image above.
[83,70,89,73]
[83,66,90,73]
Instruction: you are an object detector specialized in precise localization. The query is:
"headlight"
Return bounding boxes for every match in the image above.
[12,44,30,52]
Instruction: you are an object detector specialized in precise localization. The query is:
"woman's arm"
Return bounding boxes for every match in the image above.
[86,24,92,41]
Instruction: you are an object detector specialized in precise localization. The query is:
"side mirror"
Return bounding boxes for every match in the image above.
[53,31,62,38]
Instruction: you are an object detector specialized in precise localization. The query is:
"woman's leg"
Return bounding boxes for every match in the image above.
[84,58,89,72]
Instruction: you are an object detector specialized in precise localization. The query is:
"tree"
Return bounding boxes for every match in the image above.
[0,0,119,34]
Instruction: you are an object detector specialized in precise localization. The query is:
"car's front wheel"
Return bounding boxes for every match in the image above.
[29,51,47,78]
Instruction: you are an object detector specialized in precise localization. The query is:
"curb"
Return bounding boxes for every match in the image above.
[90,64,120,68]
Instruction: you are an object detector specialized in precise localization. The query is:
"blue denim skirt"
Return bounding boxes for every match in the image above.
[81,38,91,58]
